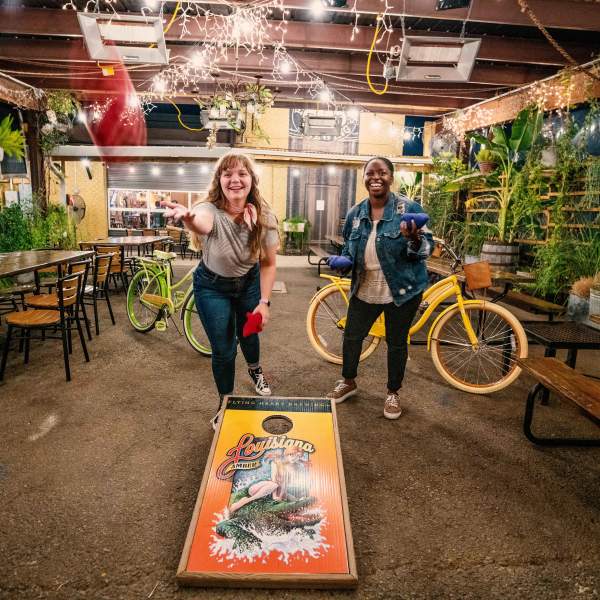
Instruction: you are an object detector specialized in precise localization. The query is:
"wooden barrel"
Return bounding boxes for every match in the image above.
[480,242,519,272]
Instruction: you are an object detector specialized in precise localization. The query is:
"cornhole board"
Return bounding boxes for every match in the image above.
[177,396,357,589]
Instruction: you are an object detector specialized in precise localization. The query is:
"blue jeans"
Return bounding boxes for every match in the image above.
[193,263,261,396]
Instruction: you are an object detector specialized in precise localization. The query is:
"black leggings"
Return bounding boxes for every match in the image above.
[342,293,422,392]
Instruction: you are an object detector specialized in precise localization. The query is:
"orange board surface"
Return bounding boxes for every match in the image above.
[177,396,356,588]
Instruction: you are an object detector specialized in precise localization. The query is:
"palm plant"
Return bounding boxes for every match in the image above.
[470,106,543,243]
[0,115,25,160]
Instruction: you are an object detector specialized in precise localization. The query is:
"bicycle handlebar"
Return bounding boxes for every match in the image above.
[432,237,462,273]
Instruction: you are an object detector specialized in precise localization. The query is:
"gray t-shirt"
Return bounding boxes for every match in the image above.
[196,202,279,277]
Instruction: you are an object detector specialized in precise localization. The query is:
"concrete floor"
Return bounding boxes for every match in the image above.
[1,264,599,600]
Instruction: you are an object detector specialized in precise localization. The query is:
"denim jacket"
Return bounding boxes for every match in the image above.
[341,193,434,306]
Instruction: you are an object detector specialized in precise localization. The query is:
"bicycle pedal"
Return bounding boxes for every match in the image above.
[155,319,167,331]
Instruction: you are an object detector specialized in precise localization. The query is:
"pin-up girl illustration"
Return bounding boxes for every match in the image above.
[223,446,310,518]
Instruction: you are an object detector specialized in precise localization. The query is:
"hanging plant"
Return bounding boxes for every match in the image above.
[39,91,79,156]
[241,83,274,143]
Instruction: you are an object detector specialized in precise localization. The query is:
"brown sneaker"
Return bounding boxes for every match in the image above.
[383,392,402,420]
[326,380,357,404]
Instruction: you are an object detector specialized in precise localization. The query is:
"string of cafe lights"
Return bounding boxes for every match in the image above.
[61,0,421,140]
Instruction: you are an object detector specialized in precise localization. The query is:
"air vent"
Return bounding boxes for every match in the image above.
[303,114,342,137]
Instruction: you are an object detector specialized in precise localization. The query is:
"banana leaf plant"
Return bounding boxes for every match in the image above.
[469,106,543,243]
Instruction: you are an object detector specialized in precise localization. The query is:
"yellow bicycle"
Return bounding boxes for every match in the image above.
[306,242,528,394]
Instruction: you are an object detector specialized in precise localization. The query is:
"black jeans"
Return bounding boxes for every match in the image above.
[193,263,260,396]
[342,293,422,392]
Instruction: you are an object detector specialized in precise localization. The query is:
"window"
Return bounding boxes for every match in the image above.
[108,189,202,230]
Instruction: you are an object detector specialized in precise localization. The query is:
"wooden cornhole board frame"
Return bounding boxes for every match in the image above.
[177,396,357,589]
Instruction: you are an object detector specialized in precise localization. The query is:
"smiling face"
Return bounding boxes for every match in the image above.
[363,158,393,200]
[219,161,253,205]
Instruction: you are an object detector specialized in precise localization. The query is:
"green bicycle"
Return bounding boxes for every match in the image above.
[126,250,211,356]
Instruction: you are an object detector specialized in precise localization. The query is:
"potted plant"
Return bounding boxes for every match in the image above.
[0,115,25,162]
[281,216,310,254]
[567,276,594,322]
[475,147,496,175]
[470,105,544,271]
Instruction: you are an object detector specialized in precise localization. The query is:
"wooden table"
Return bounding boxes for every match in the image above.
[84,236,172,256]
[0,249,94,279]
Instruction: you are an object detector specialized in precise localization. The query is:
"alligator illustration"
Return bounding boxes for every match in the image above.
[215,486,323,552]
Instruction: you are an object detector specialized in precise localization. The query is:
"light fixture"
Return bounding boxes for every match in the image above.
[200,164,209,174]
[280,60,292,75]
[394,36,481,82]
[318,88,332,103]
[371,117,381,130]
[77,111,87,124]
[403,129,413,141]
[291,168,301,177]
[129,166,136,174]
[151,166,160,176]
[346,106,360,120]
[77,12,169,65]
[311,0,325,17]
[81,158,92,180]
[191,52,205,68]
[178,167,185,175]
[327,166,337,175]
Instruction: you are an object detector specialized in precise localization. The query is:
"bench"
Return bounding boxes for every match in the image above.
[307,245,331,276]
[516,357,600,446]
[493,289,565,321]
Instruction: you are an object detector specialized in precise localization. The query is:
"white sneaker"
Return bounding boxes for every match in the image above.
[210,410,222,431]
[248,366,272,396]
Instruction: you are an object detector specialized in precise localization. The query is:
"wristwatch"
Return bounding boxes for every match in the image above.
[259,298,271,307]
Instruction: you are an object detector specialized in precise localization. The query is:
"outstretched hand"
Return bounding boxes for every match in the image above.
[160,200,194,226]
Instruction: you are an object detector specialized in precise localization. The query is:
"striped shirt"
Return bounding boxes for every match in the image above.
[195,202,279,277]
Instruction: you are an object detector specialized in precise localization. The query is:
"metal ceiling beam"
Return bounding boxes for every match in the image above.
[0,39,558,88]
[0,8,596,67]
[268,0,600,31]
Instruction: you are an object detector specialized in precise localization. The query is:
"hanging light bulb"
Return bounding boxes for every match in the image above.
[280,60,292,75]
[318,88,332,103]
[346,106,360,120]
[403,129,413,141]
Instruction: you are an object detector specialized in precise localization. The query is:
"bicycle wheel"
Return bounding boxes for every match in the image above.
[430,301,528,394]
[126,268,166,332]
[306,283,380,365]
[182,291,212,356]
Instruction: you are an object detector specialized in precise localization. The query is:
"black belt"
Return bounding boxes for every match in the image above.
[199,262,258,281]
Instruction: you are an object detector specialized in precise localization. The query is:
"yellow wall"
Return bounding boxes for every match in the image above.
[241,107,290,150]
[353,112,411,204]
[48,161,108,241]
[42,107,419,234]
[256,163,287,223]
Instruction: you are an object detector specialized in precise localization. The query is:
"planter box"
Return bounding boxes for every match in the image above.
[282,221,305,233]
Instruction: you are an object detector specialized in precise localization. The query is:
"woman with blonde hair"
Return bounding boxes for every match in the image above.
[162,152,279,429]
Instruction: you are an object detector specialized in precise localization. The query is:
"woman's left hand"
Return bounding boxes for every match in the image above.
[400,220,422,244]
[253,302,270,327]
